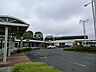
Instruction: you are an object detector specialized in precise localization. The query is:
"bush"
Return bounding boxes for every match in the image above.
[11,62,62,72]
[90,45,96,47]
[90,47,96,52]
[17,48,22,53]
[63,46,96,52]
[73,46,90,52]
[63,47,74,51]
[17,48,32,53]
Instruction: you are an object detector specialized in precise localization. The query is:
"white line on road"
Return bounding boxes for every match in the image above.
[85,56,96,60]
[40,56,47,59]
[69,61,87,67]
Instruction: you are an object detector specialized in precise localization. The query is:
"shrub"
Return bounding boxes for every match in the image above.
[90,45,96,47]
[17,48,32,53]
[63,47,74,51]
[63,46,96,52]
[74,46,90,52]
[17,48,22,53]
[11,62,62,72]
[22,48,28,52]
[89,47,96,52]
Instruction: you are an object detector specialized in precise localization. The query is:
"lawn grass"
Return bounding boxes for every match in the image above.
[11,62,62,72]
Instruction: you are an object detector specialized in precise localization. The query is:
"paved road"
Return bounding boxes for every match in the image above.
[0,49,3,55]
[25,48,96,72]
[0,67,11,72]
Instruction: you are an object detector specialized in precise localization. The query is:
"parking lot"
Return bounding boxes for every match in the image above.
[25,48,96,72]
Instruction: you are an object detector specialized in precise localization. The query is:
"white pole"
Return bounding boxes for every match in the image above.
[3,27,8,63]
[84,0,96,39]
[83,21,86,40]
[20,37,23,48]
[79,19,89,45]
[8,36,11,56]
[82,21,87,45]
[91,0,96,39]
[12,38,14,52]
[1,40,3,49]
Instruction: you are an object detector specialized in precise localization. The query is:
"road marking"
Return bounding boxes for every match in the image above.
[8,67,11,72]
[85,57,96,60]
[69,61,87,67]
[40,56,47,59]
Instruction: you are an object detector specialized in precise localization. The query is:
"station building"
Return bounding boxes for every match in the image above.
[0,15,94,63]
[0,35,89,49]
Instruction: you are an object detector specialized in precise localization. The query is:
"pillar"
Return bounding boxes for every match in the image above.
[34,42,36,47]
[12,37,14,52]
[3,27,8,63]
[1,40,3,49]
[8,36,11,56]
[20,37,23,48]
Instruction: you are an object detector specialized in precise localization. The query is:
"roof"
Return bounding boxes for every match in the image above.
[0,15,29,36]
[46,40,75,43]
[54,35,88,40]
[0,15,29,26]
[75,39,96,42]
[15,39,45,43]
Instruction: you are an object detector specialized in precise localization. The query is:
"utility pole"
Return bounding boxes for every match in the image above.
[93,0,96,40]
[79,19,89,45]
[84,0,96,39]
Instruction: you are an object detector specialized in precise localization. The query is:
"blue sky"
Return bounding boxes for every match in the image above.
[0,0,94,39]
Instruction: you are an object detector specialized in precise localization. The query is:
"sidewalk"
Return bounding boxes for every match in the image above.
[0,67,11,72]
[0,53,31,67]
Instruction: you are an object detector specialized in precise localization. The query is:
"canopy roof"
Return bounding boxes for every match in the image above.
[0,15,29,36]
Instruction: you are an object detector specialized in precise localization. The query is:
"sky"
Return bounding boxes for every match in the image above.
[0,0,95,39]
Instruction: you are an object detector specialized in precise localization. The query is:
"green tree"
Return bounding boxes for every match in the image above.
[34,31,43,41]
[44,35,55,41]
[23,31,33,40]
[0,35,4,38]
[15,34,22,40]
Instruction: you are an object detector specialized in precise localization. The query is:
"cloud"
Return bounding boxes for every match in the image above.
[0,0,94,39]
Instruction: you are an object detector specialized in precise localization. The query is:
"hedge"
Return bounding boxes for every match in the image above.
[63,47,74,51]
[11,62,62,72]
[63,46,96,52]
[17,48,32,53]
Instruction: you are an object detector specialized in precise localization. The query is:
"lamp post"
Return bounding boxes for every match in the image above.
[84,0,96,39]
[79,19,89,45]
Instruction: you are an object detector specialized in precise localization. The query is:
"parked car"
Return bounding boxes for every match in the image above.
[64,45,71,47]
[47,45,55,49]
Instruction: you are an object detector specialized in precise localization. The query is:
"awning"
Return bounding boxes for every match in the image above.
[0,15,29,36]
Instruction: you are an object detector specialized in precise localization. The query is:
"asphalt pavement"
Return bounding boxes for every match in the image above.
[25,48,96,72]
[0,67,11,72]
[0,49,3,55]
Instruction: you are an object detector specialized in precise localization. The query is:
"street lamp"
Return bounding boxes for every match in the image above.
[84,0,96,39]
[79,19,89,45]
[84,1,92,7]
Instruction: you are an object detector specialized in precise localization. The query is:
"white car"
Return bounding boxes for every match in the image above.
[47,45,55,49]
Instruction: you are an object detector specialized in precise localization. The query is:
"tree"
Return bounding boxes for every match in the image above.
[15,34,22,40]
[44,35,55,41]
[0,35,4,38]
[23,31,33,40]
[34,31,43,41]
